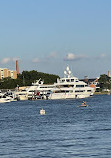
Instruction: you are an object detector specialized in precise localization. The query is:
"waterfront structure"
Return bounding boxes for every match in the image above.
[81,77,100,92]
[0,68,17,79]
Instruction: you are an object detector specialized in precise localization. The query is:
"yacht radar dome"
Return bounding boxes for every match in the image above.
[68,70,71,74]
[64,71,67,75]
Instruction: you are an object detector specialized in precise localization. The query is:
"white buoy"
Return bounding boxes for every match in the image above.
[40,108,45,115]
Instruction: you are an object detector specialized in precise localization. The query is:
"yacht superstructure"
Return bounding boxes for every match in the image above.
[49,66,95,99]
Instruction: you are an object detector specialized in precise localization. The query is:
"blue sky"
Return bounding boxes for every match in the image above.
[0,0,111,78]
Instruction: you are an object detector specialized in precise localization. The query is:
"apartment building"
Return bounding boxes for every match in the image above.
[0,68,17,79]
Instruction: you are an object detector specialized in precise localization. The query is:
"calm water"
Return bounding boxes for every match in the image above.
[0,95,111,158]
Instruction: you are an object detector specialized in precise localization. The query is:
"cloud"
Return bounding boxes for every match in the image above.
[32,58,40,63]
[32,52,57,64]
[64,53,87,61]
[95,53,107,60]
[1,58,11,64]
[49,52,57,58]
[1,57,19,64]
[100,53,106,58]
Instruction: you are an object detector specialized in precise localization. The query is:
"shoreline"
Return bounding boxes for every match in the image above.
[94,92,109,95]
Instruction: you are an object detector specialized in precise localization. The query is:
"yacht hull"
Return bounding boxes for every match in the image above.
[49,92,92,100]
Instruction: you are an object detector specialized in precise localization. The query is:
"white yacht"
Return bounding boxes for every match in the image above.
[27,79,53,99]
[0,98,11,103]
[48,66,95,99]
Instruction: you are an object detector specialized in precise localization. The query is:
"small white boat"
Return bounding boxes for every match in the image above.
[40,108,45,115]
[0,98,11,103]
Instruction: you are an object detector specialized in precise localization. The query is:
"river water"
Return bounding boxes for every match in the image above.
[0,94,111,158]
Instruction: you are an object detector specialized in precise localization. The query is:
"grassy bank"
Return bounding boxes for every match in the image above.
[94,91,109,95]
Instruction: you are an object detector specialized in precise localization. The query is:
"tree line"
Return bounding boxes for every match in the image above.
[0,71,110,91]
[0,70,60,89]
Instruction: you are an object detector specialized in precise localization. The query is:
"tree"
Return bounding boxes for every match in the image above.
[98,74,111,90]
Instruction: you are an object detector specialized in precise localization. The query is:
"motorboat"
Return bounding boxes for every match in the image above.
[0,90,17,103]
[0,96,11,103]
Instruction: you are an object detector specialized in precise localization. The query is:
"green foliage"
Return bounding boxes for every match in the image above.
[0,77,16,89]
[98,74,111,90]
[0,70,59,89]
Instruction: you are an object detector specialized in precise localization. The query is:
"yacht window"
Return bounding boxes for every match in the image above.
[62,85,73,87]
[63,85,69,87]
[76,85,84,87]
[70,85,74,87]
[87,90,91,92]
[71,79,74,82]
[29,90,34,92]
[55,90,72,93]
[66,79,70,82]
[76,80,79,82]
[75,90,85,92]
[62,79,65,82]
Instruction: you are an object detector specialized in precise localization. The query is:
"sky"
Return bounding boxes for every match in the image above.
[0,0,111,79]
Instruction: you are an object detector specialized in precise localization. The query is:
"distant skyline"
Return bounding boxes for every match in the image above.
[0,0,111,78]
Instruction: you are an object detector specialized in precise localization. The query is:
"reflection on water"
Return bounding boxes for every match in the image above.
[0,95,111,157]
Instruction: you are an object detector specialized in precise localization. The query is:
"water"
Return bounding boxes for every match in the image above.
[0,95,111,158]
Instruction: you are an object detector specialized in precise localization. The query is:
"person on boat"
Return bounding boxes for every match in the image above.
[82,101,87,106]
